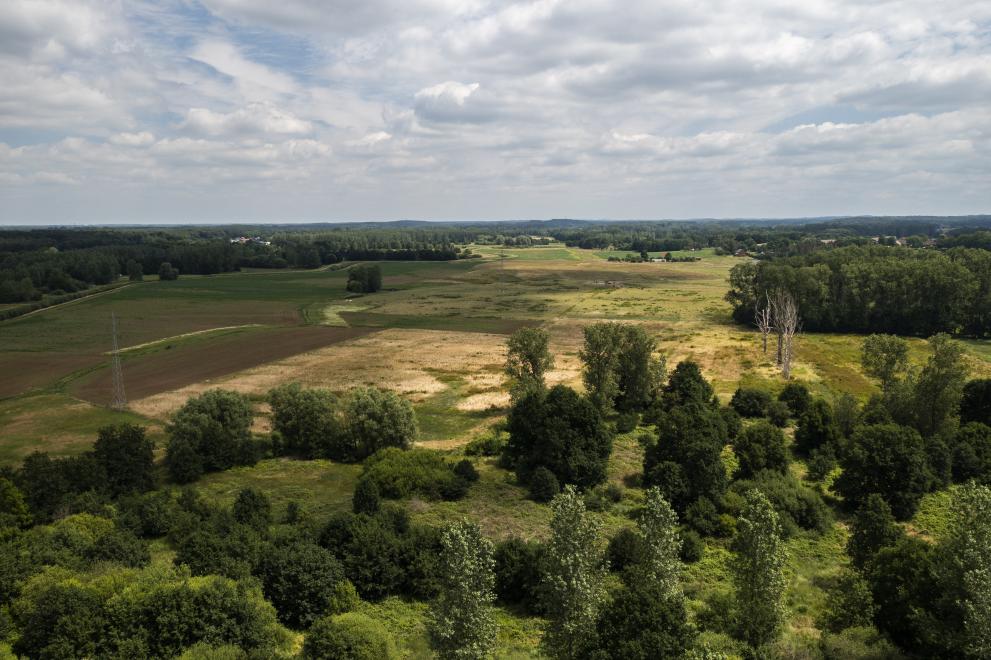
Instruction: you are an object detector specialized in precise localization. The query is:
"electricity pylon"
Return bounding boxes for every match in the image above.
[110,312,127,410]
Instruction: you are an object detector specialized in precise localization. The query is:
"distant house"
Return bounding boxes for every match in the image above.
[650,257,667,263]
[733,249,749,257]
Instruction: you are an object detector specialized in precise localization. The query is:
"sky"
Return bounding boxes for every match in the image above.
[1,0,989,224]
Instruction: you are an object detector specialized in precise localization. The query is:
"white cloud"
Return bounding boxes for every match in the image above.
[0,0,989,221]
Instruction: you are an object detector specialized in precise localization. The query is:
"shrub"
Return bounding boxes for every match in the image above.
[678,528,703,563]
[615,411,640,433]
[92,424,155,496]
[352,478,381,515]
[819,626,901,660]
[505,385,613,490]
[733,421,788,478]
[361,448,468,501]
[592,581,696,659]
[232,488,271,532]
[84,527,151,567]
[528,466,560,503]
[327,579,360,615]
[730,471,833,536]
[344,388,417,461]
[302,612,397,660]
[730,388,771,418]
[684,497,725,537]
[117,491,178,538]
[821,570,876,633]
[778,383,812,417]
[257,540,346,628]
[158,262,179,280]
[453,459,479,483]
[766,400,791,428]
[493,537,546,614]
[463,431,506,457]
[607,528,646,573]
[806,445,837,483]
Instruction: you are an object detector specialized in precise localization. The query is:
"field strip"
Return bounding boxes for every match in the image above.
[110,324,264,354]
[8,283,133,321]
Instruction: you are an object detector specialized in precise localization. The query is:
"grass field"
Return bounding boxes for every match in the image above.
[3,242,991,657]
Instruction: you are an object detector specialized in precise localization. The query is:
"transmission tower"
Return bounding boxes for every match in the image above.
[110,312,127,410]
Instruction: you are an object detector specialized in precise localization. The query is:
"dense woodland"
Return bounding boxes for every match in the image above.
[2,316,991,658]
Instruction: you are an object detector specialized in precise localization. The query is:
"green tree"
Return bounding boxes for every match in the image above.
[662,360,715,409]
[233,488,271,532]
[778,382,811,417]
[92,423,155,496]
[257,540,346,629]
[733,421,788,478]
[834,424,933,519]
[793,398,841,457]
[542,485,607,659]
[961,379,991,426]
[428,520,497,660]
[860,334,909,389]
[846,494,904,570]
[615,325,665,412]
[346,264,383,293]
[352,477,381,515]
[913,333,969,437]
[579,323,623,412]
[343,387,417,461]
[268,383,341,459]
[637,487,681,597]
[166,389,255,480]
[591,581,695,660]
[126,259,143,281]
[731,490,787,649]
[943,482,991,657]
[643,402,727,513]
[0,477,32,535]
[505,327,554,401]
[505,385,613,490]
[158,261,179,280]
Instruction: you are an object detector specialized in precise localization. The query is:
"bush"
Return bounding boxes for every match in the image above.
[615,411,640,433]
[733,421,788,478]
[821,570,876,633]
[505,385,613,490]
[361,448,468,501]
[92,424,155,496]
[765,400,791,428]
[528,466,560,502]
[463,431,506,457]
[232,488,271,532]
[352,478,381,515]
[257,540,346,628]
[84,527,151,567]
[730,471,833,536]
[819,626,902,660]
[303,612,397,660]
[806,445,837,482]
[158,262,179,280]
[592,581,696,659]
[327,579,360,615]
[730,388,771,418]
[778,383,812,417]
[453,459,479,483]
[607,528,646,573]
[684,497,727,537]
[493,537,546,615]
[344,388,417,461]
[679,528,703,563]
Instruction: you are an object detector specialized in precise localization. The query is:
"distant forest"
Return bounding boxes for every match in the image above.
[3,218,991,335]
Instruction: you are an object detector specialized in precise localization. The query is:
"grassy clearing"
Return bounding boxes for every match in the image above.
[0,393,160,466]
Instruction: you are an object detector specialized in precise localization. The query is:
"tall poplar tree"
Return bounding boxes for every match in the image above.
[732,489,787,649]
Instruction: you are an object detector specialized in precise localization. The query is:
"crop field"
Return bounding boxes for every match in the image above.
[3,241,990,658]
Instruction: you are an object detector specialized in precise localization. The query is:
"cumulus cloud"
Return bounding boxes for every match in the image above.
[0,0,989,221]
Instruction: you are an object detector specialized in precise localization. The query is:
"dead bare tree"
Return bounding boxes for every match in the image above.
[754,293,773,355]
[770,289,800,379]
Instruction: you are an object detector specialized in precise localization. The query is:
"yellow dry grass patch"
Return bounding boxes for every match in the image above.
[129,328,514,421]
